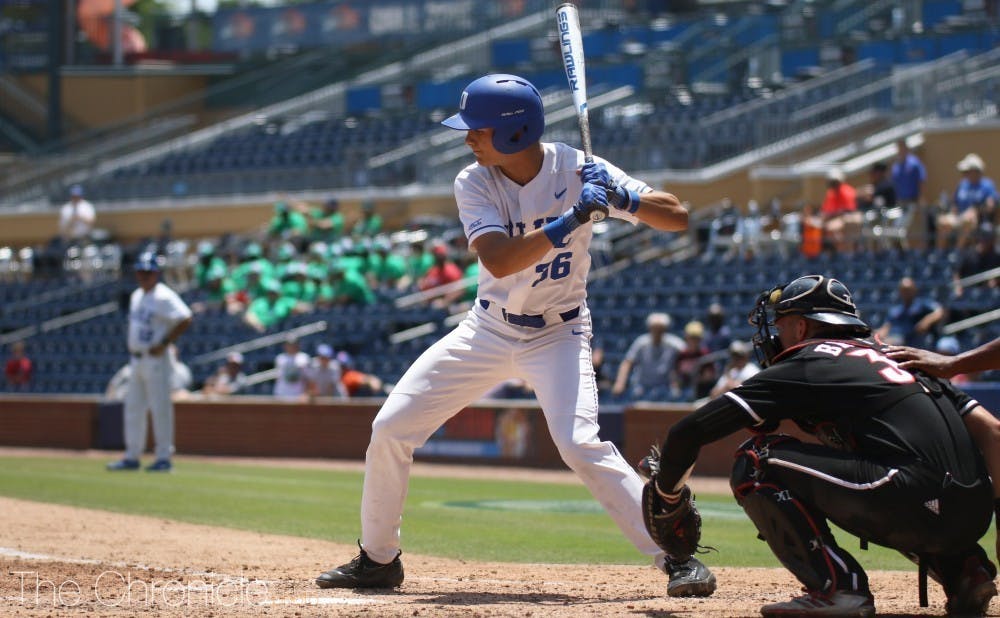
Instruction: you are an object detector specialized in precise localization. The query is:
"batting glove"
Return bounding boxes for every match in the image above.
[543,182,608,247]
[580,162,640,213]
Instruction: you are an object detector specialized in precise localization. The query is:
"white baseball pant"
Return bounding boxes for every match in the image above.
[123,354,175,461]
[360,303,665,567]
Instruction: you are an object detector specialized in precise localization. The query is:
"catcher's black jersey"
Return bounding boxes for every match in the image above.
[725,338,982,482]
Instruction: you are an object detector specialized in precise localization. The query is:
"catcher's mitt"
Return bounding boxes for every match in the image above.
[638,445,703,561]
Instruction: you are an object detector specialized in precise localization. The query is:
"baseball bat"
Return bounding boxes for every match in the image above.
[556,2,606,222]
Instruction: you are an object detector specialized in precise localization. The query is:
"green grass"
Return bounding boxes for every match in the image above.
[0,455,991,570]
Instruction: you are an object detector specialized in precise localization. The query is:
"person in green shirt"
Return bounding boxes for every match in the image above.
[307,198,345,243]
[336,238,368,275]
[368,238,408,292]
[272,241,298,281]
[281,262,319,307]
[405,239,435,290]
[351,200,383,240]
[306,242,329,282]
[244,280,298,333]
[231,243,274,290]
[268,201,309,245]
[193,240,227,289]
[318,265,375,307]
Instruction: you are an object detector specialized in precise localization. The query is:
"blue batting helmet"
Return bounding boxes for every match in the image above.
[441,74,544,155]
[135,252,161,273]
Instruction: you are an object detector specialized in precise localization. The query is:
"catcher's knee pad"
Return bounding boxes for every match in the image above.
[730,434,802,499]
[739,482,856,593]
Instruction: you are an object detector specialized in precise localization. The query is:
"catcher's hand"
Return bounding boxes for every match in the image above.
[642,483,703,561]
[637,445,703,561]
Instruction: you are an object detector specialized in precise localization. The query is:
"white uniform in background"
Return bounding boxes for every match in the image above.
[274,350,310,399]
[359,142,668,567]
[124,282,192,462]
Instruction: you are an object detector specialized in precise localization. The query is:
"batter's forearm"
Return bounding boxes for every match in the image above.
[473,230,562,279]
[632,191,688,232]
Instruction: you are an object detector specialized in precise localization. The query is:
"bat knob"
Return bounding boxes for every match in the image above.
[590,205,608,223]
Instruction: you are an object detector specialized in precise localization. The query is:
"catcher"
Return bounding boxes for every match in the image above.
[640,275,996,617]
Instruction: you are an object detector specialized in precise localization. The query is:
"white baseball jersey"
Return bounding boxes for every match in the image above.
[456,142,644,315]
[358,141,671,571]
[128,283,192,353]
[59,199,96,240]
[274,351,310,398]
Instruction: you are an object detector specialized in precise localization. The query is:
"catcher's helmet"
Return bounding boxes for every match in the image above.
[134,252,161,273]
[441,74,544,154]
[748,275,870,366]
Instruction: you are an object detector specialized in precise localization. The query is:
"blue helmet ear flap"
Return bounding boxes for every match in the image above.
[441,74,544,154]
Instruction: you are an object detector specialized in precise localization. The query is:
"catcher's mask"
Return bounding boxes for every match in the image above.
[748,275,870,367]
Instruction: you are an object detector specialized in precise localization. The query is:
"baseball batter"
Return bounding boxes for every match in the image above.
[107,253,192,473]
[316,73,716,596]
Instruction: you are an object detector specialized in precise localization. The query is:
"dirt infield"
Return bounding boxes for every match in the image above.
[0,451,982,616]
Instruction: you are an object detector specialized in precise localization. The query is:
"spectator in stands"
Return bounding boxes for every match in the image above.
[821,168,862,254]
[612,312,683,400]
[201,352,248,397]
[857,161,897,212]
[4,341,33,391]
[953,224,1000,298]
[891,139,926,209]
[735,199,763,260]
[405,239,435,289]
[799,202,824,259]
[318,264,375,307]
[351,200,383,240]
[281,261,319,309]
[231,242,274,291]
[193,240,226,289]
[418,243,462,293]
[273,337,310,401]
[368,237,407,292]
[706,197,740,257]
[937,154,999,251]
[244,279,297,333]
[709,340,760,399]
[192,265,236,314]
[307,344,348,400]
[268,201,310,249]
[58,184,96,246]
[703,303,732,355]
[674,320,715,401]
[338,351,384,397]
[302,197,345,243]
[891,140,927,247]
[876,276,945,346]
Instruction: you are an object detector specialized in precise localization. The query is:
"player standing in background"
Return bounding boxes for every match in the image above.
[641,275,995,616]
[315,73,716,596]
[107,253,192,472]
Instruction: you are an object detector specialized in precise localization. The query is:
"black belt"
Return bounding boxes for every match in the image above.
[131,351,148,359]
[479,299,580,328]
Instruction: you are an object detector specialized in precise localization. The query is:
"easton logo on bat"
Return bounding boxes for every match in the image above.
[557,12,579,91]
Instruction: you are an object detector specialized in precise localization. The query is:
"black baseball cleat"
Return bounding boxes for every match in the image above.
[664,556,717,597]
[316,542,404,589]
[945,554,997,617]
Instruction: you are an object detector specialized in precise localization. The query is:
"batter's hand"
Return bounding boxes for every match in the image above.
[884,345,956,378]
[573,182,609,223]
[580,162,638,213]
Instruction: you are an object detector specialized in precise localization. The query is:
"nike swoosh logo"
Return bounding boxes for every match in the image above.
[555,188,567,199]
[571,329,585,335]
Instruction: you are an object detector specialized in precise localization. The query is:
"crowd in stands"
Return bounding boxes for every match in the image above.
[1,147,999,403]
